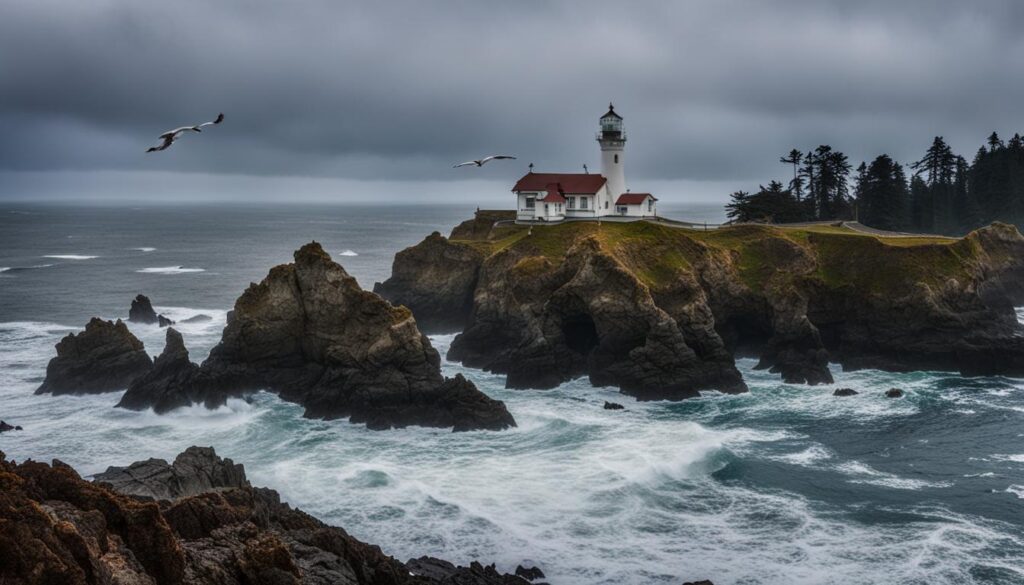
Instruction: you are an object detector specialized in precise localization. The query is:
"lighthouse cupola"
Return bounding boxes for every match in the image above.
[597,103,627,204]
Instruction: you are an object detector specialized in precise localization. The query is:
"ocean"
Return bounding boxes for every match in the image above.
[1,202,1022,585]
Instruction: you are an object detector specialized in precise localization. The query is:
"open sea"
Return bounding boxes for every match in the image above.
[1,202,1023,585]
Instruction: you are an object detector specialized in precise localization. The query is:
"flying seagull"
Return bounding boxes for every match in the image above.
[453,155,517,168]
[146,113,225,153]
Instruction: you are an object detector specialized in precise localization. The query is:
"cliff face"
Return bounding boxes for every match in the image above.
[0,448,541,585]
[118,243,514,432]
[376,216,1024,396]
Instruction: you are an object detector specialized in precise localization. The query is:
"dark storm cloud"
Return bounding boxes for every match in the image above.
[2,0,1024,198]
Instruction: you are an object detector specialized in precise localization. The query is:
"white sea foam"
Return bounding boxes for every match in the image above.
[43,254,98,260]
[132,247,156,252]
[992,454,1024,463]
[136,266,205,274]
[0,267,8,273]
[1006,485,1024,499]
[338,249,359,257]
[770,444,833,466]
[836,461,953,490]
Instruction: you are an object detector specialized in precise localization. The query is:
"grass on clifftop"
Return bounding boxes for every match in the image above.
[449,218,975,293]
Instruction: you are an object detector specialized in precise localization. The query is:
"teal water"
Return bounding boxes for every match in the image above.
[1,203,1022,584]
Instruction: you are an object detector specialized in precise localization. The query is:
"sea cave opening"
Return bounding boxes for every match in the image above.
[562,314,600,356]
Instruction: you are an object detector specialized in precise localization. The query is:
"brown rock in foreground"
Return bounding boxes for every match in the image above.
[0,447,540,585]
[35,318,153,395]
[118,242,515,432]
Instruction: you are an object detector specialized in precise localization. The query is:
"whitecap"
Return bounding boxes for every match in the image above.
[136,266,205,274]
[1006,485,1024,499]
[770,444,833,466]
[132,247,156,252]
[338,249,359,257]
[0,267,8,273]
[43,254,98,260]
[837,461,952,490]
[992,454,1024,463]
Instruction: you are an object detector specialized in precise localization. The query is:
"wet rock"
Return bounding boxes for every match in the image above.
[406,557,531,584]
[35,318,153,395]
[93,445,249,500]
[3,447,523,585]
[603,401,625,410]
[833,388,859,397]
[129,294,175,327]
[682,581,715,585]
[120,242,515,432]
[885,388,904,398]
[0,420,21,432]
[515,564,546,580]
[117,328,204,413]
[129,293,159,323]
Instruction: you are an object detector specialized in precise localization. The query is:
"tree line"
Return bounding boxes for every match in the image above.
[725,133,1024,235]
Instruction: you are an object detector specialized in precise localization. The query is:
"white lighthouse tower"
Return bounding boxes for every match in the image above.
[597,103,627,207]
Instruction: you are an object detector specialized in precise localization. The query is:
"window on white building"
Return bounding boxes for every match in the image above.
[581,197,588,209]
[525,196,535,209]
[604,201,609,209]
[648,199,653,212]
[568,196,576,209]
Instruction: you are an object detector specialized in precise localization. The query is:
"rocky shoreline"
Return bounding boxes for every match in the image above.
[376,213,1024,398]
[1,446,568,584]
[35,242,515,432]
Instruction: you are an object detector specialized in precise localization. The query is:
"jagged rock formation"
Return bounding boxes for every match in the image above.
[377,215,1024,396]
[93,446,249,500]
[35,318,154,395]
[0,447,541,585]
[129,294,175,327]
[373,232,485,333]
[118,242,514,432]
[118,328,204,413]
[0,420,22,432]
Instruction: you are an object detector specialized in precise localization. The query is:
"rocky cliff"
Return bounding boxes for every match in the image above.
[376,215,1024,397]
[0,447,547,585]
[119,242,514,432]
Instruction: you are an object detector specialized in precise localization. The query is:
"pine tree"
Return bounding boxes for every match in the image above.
[780,149,804,200]
[856,154,909,231]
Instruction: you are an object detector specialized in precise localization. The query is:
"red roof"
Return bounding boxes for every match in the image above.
[513,173,607,194]
[540,183,566,203]
[615,193,657,205]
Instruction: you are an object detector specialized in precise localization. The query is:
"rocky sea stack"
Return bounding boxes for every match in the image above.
[376,213,1024,397]
[119,242,514,432]
[0,447,546,584]
[35,318,153,395]
[129,294,174,327]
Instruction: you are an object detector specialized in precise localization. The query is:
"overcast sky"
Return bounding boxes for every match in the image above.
[2,0,1023,204]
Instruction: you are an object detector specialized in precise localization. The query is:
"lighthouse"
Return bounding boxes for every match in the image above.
[511,103,657,221]
[597,103,627,207]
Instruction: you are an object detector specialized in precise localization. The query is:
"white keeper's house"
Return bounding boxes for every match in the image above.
[514,104,658,222]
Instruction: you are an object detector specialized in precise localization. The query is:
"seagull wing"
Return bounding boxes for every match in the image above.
[453,161,478,168]
[198,112,225,128]
[479,155,517,165]
[159,127,193,139]
[147,135,176,153]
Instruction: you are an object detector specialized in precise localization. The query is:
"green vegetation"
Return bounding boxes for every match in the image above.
[449,218,982,294]
[727,133,1024,236]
